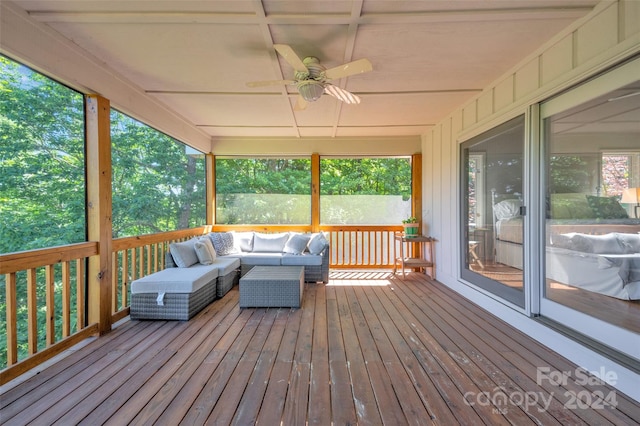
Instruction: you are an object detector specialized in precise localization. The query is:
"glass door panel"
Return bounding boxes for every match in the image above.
[461,116,526,308]
[540,58,640,360]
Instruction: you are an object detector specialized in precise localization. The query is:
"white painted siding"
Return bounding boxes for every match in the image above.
[422,0,640,400]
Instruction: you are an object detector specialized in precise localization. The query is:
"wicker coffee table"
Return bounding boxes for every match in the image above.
[239,265,305,308]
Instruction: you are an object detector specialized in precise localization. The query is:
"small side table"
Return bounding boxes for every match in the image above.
[393,233,435,279]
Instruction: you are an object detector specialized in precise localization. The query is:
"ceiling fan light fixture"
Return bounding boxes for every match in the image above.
[298,80,324,102]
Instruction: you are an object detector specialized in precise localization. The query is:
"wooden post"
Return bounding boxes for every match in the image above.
[85,95,113,335]
[207,153,215,226]
[412,153,423,228]
[311,153,320,232]
[412,153,423,261]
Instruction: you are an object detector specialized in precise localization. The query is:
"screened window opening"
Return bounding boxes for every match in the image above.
[111,110,206,237]
[320,157,411,225]
[215,158,311,225]
[0,55,86,254]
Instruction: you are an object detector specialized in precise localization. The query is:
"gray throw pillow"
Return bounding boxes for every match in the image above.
[194,237,217,265]
[169,238,199,268]
[284,233,311,255]
[165,251,177,268]
[308,232,328,254]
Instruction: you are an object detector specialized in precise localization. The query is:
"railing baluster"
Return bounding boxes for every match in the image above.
[131,247,137,282]
[76,258,85,330]
[122,249,129,309]
[153,243,159,273]
[138,247,144,280]
[146,245,151,276]
[45,264,55,346]
[374,231,379,266]
[112,251,118,313]
[5,272,18,365]
[27,268,38,355]
[62,261,71,338]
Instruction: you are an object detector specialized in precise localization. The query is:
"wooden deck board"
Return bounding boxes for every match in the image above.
[416,279,640,426]
[1,271,638,425]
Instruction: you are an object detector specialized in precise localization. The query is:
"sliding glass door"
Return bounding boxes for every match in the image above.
[539,58,640,360]
[461,116,526,308]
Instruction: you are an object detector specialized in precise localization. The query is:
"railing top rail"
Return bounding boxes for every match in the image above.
[212,225,313,232]
[0,242,98,274]
[319,225,403,231]
[112,226,210,251]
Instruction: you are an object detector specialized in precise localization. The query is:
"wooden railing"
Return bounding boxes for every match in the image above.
[214,224,407,268]
[320,225,404,268]
[1,242,100,381]
[1,224,417,381]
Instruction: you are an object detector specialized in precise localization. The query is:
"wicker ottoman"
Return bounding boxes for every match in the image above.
[130,264,219,320]
[239,266,304,308]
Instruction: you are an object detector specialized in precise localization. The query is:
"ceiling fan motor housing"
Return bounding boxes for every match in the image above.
[300,57,326,80]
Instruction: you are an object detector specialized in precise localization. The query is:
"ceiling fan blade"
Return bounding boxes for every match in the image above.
[324,58,372,80]
[324,84,361,105]
[274,44,308,73]
[246,79,295,88]
[294,95,309,111]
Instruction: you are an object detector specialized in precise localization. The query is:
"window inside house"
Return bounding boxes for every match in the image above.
[541,76,640,344]
[215,157,311,224]
[0,55,86,254]
[111,110,206,237]
[461,116,525,308]
[320,157,411,225]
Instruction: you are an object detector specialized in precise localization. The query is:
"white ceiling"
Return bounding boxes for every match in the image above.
[12,0,600,139]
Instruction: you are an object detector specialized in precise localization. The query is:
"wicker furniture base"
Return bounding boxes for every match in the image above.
[217,269,239,298]
[131,280,216,320]
[240,266,304,308]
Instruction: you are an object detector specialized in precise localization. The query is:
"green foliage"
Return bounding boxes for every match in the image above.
[0,55,86,254]
[320,158,411,200]
[549,155,592,193]
[0,55,206,367]
[402,216,418,224]
[216,158,312,224]
[216,158,311,195]
[111,111,206,237]
[215,157,412,224]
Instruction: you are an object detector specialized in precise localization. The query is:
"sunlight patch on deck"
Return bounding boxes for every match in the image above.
[327,270,394,286]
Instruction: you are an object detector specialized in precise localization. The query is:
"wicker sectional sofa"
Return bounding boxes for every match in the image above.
[217,231,330,284]
[130,231,330,320]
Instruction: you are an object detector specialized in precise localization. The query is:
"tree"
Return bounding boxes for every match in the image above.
[0,56,206,367]
[0,56,86,254]
[110,110,206,238]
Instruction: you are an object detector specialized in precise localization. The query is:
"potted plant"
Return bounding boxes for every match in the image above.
[402,216,419,237]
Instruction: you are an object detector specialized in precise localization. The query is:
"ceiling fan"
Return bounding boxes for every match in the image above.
[247,44,373,110]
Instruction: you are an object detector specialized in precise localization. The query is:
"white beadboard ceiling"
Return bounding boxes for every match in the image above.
[9,0,601,139]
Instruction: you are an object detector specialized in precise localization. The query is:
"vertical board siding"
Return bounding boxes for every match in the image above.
[576,3,619,66]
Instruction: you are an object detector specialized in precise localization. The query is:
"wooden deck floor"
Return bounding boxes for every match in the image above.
[1,271,639,425]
